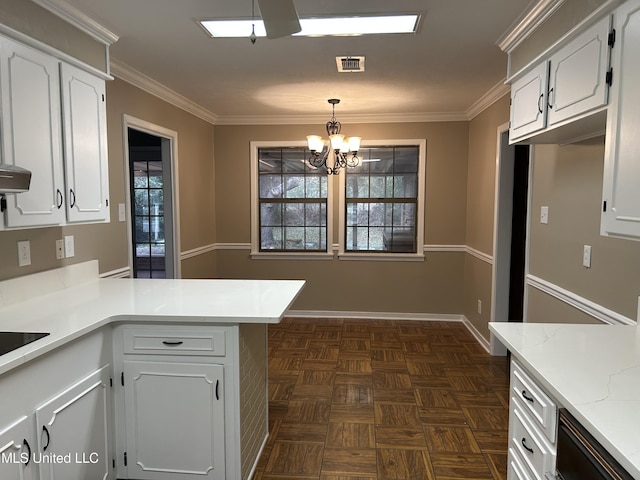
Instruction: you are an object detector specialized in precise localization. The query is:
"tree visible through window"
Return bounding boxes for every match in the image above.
[258,147,328,251]
[345,146,419,253]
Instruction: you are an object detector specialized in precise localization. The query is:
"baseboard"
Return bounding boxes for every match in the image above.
[461,316,492,354]
[247,433,269,480]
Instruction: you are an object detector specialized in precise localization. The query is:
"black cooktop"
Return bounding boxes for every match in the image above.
[0,332,50,356]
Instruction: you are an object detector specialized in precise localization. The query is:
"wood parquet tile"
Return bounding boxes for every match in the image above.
[253,318,510,480]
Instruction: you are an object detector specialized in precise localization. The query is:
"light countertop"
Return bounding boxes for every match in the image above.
[489,322,640,479]
[0,264,305,376]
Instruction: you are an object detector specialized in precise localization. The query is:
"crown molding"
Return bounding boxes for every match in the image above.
[466,79,510,120]
[110,58,219,125]
[31,0,119,45]
[496,0,566,54]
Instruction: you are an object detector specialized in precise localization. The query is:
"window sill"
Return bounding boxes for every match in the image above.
[337,252,425,262]
[250,251,334,260]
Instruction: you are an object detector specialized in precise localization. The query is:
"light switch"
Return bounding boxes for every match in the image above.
[64,235,75,258]
[583,245,591,268]
[540,206,549,224]
[118,203,126,222]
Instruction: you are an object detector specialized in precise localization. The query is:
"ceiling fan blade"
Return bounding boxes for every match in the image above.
[257,0,301,39]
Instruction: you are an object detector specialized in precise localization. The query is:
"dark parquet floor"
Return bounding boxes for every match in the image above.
[253,318,511,480]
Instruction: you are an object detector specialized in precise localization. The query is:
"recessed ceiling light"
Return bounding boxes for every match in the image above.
[199,14,420,38]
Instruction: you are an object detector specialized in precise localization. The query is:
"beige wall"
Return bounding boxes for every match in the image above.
[463,95,510,338]
[0,0,107,72]
[213,122,469,313]
[527,139,640,322]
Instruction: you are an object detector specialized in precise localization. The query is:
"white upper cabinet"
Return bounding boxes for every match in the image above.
[547,15,612,127]
[508,15,613,144]
[60,63,110,223]
[0,37,65,228]
[601,0,640,239]
[509,62,549,143]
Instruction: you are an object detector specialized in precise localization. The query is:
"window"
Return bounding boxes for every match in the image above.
[255,146,329,252]
[344,146,421,253]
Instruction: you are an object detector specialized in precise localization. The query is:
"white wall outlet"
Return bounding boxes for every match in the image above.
[540,206,549,224]
[477,299,482,315]
[64,235,75,258]
[17,240,31,267]
[583,245,592,268]
[56,239,64,260]
[118,203,126,222]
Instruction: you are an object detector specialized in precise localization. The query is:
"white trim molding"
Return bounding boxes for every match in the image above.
[466,246,494,265]
[527,274,636,326]
[99,267,131,279]
[497,0,567,53]
[181,244,217,260]
[111,59,218,125]
[461,316,492,354]
[424,245,466,253]
[466,80,511,120]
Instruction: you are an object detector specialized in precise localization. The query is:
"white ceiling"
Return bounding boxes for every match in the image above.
[46,0,536,123]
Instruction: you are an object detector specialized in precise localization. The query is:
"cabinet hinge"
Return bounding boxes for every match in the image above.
[606,68,613,87]
[124,452,127,467]
[112,459,115,469]
[0,194,6,213]
[121,371,124,386]
[608,29,616,47]
[603,200,607,212]
[102,94,105,102]
[110,377,113,387]
[106,199,109,207]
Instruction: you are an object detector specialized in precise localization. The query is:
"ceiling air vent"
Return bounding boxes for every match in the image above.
[336,56,365,73]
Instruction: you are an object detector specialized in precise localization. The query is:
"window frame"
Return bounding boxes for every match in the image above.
[338,139,426,261]
[250,141,334,259]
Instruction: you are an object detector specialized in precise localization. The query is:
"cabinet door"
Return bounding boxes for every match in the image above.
[601,0,640,239]
[60,63,110,223]
[0,415,37,480]
[35,365,112,480]
[0,37,65,228]
[547,16,611,127]
[509,61,549,143]
[123,361,225,480]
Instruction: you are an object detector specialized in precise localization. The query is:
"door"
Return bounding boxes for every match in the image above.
[123,361,225,480]
[127,127,177,278]
[60,63,110,223]
[0,415,37,480]
[0,37,65,228]
[35,366,112,480]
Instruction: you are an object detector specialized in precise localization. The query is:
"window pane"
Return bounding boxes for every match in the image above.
[344,144,420,253]
[258,146,328,252]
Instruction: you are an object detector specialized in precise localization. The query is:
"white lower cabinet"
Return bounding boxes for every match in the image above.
[0,415,37,480]
[35,365,112,480]
[507,361,557,480]
[122,361,225,480]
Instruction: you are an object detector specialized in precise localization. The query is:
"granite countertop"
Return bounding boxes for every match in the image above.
[0,264,305,375]
[489,322,640,479]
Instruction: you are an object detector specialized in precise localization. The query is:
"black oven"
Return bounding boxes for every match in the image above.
[550,409,634,480]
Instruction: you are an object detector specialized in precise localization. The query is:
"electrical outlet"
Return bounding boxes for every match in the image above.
[56,239,64,260]
[477,299,482,315]
[540,206,549,224]
[118,203,126,222]
[64,235,75,258]
[17,240,31,267]
[583,245,592,268]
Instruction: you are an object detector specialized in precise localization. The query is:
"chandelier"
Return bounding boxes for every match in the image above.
[307,99,361,175]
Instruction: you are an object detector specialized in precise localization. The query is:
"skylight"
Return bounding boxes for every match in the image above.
[199,14,420,38]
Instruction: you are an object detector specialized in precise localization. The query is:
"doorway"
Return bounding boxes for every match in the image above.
[491,123,531,354]
[123,116,180,279]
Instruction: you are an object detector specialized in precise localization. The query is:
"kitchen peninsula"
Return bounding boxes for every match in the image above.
[0,261,304,480]
[490,321,640,479]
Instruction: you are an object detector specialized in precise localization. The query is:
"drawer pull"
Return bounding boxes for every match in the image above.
[216,379,219,400]
[521,390,535,403]
[162,340,184,347]
[521,437,534,454]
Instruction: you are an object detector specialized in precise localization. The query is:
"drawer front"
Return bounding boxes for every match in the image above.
[510,399,556,480]
[508,447,535,480]
[123,328,226,356]
[511,361,557,442]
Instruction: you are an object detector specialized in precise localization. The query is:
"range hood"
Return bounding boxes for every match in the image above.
[0,164,32,193]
